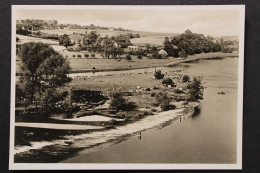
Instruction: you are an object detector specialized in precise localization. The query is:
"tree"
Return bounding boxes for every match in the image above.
[18,42,71,111]
[163,37,170,45]
[187,77,203,101]
[110,92,136,111]
[137,55,142,59]
[162,78,174,85]
[156,92,172,110]
[154,69,164,79]
[145,43,151,53]
[58,34,71,48]
[164,44,175,57]
[178,50,188,58]
[126,54,132,61]
[182,75,190,82]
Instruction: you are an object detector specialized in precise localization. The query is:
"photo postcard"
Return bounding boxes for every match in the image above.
[9,5,244,170]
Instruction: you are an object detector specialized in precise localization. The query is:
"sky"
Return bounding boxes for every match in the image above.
[16,7,241,37]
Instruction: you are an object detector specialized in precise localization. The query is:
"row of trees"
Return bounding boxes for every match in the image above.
[16,19,58,31]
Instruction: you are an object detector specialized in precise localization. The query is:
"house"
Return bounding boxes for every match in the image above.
[127,45,140,51]
[158,49,168,55]
[158,49,168,58]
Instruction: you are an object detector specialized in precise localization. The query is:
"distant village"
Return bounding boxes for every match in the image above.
[16,19,239,61]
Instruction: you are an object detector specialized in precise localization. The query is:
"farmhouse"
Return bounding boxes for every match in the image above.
[158,49,168,55]
[127,45,140,51]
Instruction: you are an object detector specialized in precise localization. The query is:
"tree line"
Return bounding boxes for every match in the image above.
[164,29,224,58]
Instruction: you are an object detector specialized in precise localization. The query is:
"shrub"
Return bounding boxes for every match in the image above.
[143,111,150,116]
[162,78,174,85]
[182,75,190,82]
[156,92,172,110]
[174,88,184,94]
[67,48,73,51]
[151,108,157,112]
[77,54,82,58]
[72,54,76,58]
[91,54,95,58]
[162,104,176,111]
[154,70,164,79]
[137,55,142,59]
[84,54,89,58]
[16,37,20,42]
[126,54,132,61]
[110,92,137,111]
[145,88,151,91]
[151,92,156,97]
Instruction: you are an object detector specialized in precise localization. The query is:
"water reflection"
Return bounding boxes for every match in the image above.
[192,106,201,118]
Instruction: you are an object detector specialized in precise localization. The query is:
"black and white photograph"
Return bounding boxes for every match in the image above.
[9,5,244,170]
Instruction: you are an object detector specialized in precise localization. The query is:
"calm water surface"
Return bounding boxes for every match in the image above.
[65,57,238,163]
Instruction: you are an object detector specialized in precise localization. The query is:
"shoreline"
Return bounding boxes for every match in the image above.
[15,52,237,76]
[14,102,199,163]
[69,52,238,73]
[62,102,200,163]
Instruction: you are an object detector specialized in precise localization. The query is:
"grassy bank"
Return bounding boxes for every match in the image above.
[68,52,237,73]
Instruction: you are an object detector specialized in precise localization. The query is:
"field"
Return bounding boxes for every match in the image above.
[16,52,237,73]
[67,56,181,72]
[40,29,177,46]
[16,34,66,51]
[130,36,165,47]
[40,28,178,37]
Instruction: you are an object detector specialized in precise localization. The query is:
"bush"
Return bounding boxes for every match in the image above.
[71,89,106,103]
[174,88,184,94]
[126,54,132,61]
[137,55,142,59]
[145,88,151,91]
[143,111,150,116]
[16,37,20,42]
[91,54,95,58]
[72,54,76,58]
[162,78,174,85]
[154,70,164,79]
[110,92,137,111]
[67,48,73,51]
[151,92,156,97]
[84,54,89,58]
[77,54,82,58]
[182,75,190,82]
[162,104,176,111]
[156,92,172,110]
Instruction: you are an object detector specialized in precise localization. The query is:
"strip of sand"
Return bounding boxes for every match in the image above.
[15,122,104,130]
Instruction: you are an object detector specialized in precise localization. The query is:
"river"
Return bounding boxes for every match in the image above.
[63,57,238,164]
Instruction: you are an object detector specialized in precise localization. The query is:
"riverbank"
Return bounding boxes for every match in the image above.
[69,52,237,73]
[14,101,199,163]
[62,57,239,164]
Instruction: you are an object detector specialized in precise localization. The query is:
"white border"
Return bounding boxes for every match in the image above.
[9,5,245,170]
